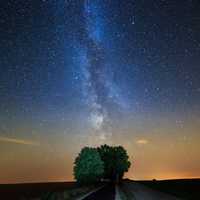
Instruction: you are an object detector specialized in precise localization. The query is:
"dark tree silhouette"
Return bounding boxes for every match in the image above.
[73,145,131,184]
[73,147,104,184]
[98,145,131,182]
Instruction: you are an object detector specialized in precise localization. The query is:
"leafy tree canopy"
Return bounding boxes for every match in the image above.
[73,147,104,184]
[98,145,131,181]
[73,145,131,184]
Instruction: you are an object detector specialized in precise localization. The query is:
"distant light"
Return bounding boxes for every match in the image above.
[136,139,149,145]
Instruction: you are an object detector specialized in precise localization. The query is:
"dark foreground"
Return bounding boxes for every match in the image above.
[0,182,75,200]
[0,179,199,200]
[0,181,103,200]
[121,180,180,200]
[138,179,200,200]
[83,183,115,200]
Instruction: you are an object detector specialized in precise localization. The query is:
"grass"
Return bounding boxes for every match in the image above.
[136,178,200,200]
[0,182,102,200]
[43,184,99,200]
[117,178,200,200]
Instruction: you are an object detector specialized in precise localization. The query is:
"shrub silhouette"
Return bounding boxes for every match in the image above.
[73,147,104,184]
[74,145,131,184]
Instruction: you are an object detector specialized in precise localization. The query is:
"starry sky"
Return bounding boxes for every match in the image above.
[0,0,200,183]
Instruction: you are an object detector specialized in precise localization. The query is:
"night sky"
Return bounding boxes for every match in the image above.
[0,0,200,183]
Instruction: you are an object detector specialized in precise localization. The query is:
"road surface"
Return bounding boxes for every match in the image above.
[83,183,115,200]
[121,181,182,200]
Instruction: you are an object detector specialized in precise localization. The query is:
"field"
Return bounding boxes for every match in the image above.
[136,179,200,200]
[0,182,99,200]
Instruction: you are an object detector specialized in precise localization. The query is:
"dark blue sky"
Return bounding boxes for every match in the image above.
[1,0,200,111]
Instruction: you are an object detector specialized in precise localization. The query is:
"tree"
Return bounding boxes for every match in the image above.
[98,145,131,182]
[112,146,131,181]
[97,144,113,179]
[73,147,104,184]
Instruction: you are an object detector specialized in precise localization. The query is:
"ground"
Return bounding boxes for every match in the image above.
[120,180,180,200]
[0,179,199,200]
[137,179,200,200]
[0,182,99,200]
